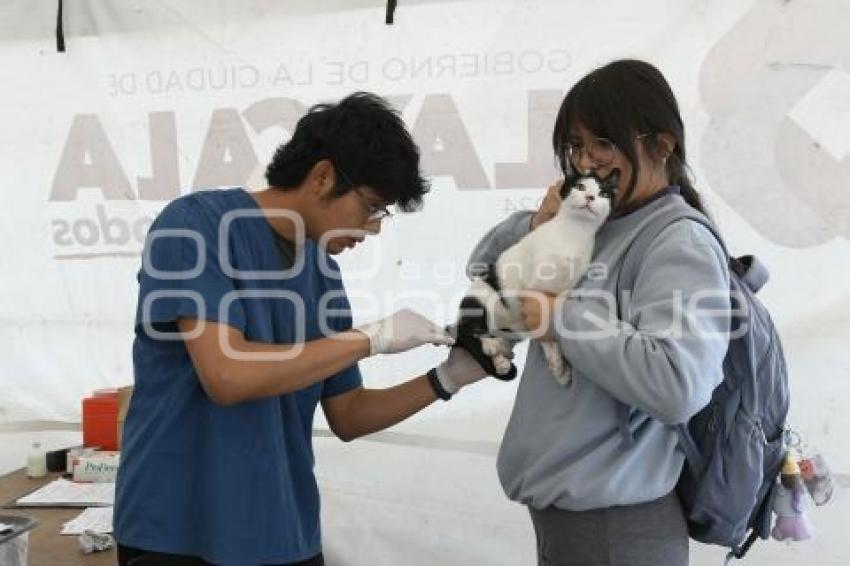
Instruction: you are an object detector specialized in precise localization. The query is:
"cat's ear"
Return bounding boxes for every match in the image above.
[600,168,621,197]
[560,164,581,198]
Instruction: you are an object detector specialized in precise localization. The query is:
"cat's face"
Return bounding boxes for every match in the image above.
[558,172,618,224]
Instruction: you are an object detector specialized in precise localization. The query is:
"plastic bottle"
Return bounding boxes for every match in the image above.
[26,442,47,478]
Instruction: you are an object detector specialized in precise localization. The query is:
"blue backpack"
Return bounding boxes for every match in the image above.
[618,204,790,562]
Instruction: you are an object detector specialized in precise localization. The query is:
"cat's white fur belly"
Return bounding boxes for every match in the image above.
[496,220,593,317]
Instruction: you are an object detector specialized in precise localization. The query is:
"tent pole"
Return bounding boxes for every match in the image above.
[386,0,398,24]
[56,0,66,52]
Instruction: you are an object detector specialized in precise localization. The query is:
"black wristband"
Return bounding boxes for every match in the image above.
[427,367,452,401]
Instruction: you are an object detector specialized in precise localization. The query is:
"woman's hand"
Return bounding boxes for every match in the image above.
[530,181,563,230]
[519,291,559,341]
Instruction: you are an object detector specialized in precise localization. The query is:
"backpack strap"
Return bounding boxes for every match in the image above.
[733,255,770,293]
[614,206,726,462]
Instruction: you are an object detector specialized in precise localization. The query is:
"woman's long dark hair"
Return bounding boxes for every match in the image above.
[553,59,706,216]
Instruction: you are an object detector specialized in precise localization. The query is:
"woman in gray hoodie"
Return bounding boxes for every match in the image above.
[469,60,730,565]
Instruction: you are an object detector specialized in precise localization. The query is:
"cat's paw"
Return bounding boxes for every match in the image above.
[551,363,572,387]
[481,336,511,359]
[493,354,512,376]
[481,336,514,378]
[541,342,572,387]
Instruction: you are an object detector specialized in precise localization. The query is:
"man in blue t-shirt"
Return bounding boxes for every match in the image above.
[114,93,488,565]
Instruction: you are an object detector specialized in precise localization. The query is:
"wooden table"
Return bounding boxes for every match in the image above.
[0,469,116,566]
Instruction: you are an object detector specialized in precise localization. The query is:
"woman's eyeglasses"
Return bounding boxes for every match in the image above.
[563,133,653,169]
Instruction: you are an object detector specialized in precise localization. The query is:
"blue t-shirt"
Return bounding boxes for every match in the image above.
[114,188,362,565]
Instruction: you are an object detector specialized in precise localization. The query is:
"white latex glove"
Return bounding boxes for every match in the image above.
[356,308,455,356]
[435,347,488,395]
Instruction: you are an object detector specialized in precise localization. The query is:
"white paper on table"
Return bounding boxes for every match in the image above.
[15,479,114,507]
[60,507,114,535]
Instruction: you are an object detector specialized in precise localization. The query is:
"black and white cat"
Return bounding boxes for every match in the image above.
[455,171,618,386]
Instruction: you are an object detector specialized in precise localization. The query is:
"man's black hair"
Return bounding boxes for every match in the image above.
[265,92,429,212]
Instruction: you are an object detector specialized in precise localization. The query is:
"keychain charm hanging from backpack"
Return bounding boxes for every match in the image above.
[771,452,814,542]
[799,453,834,506]
[785,428,836,507]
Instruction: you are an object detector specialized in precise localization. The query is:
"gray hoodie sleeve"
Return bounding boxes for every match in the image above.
[556,220,731,424]
[465,211,534,277]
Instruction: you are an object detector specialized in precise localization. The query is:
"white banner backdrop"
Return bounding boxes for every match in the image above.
[0,1,848,564]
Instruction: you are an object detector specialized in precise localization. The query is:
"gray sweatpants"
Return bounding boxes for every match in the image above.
[528,492,688,566]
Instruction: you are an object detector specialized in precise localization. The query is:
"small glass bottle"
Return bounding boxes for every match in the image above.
[26,441,47,478]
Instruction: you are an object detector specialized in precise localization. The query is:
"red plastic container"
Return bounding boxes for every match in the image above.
[82,389,119,451]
